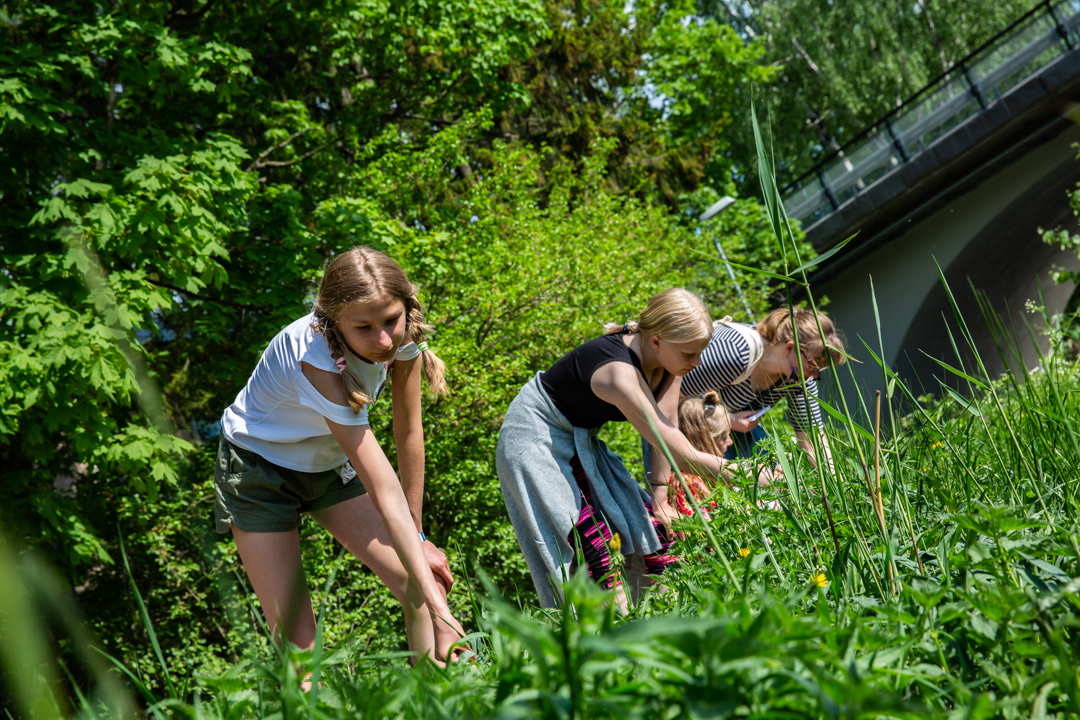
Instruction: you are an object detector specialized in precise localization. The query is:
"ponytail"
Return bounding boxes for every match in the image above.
[315,315,374,412]
[404,294,448,397]
[603,288,711,343]
[603,321,639,335]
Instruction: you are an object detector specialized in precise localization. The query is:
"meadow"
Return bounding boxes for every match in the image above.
[9,284,1080,719]
[6,119,1080,719]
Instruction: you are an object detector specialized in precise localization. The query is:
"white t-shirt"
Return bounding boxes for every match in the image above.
[221,313,421,472]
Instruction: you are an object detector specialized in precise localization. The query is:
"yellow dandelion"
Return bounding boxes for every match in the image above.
[921,467,928,472]
[609,532,621,553]
[931,441,944,449]
[739,547,751,559]
[813,573,828,588]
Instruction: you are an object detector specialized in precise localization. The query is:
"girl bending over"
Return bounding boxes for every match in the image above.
[497,288,736,607]
[216,247,465,663]
[681,308,846,466]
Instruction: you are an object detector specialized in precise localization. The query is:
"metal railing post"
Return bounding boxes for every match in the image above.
[962,63,989,109]
[1047,0,1074,50]
[885,118,911,162]
[815,167,841,210]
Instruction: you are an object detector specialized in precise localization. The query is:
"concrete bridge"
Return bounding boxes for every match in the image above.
[778,0,1080,408]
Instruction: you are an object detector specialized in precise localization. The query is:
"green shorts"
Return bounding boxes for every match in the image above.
[213,437,367,534]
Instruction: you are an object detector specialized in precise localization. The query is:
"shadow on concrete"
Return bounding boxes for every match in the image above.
[895,150,1080,394]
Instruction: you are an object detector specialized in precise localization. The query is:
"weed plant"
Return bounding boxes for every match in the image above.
[6,111,1080,719]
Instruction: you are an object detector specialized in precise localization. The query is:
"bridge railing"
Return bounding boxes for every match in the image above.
[781,0,1080,226]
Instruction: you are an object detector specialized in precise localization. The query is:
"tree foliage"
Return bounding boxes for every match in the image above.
[1,0,1047,705]
[707,0,1036,188]
[0,0,796,687]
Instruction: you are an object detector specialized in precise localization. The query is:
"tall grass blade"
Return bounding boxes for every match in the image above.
[750,97,785,260]
[0,534,66,720]
[685,245,804,284]
[920,352,990,390]
[788,232,858,275]
[118,530,178,699]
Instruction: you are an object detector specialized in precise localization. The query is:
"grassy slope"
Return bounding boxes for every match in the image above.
[7,281,1080,719]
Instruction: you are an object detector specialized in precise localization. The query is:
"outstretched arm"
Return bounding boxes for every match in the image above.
[795,427,834,471]
[647,373,681,530]
[391,356,425,530]
[302,362,462,655]
[591,363,735,485]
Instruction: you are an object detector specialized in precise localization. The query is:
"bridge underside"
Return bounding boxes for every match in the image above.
[813,121,1080,408]
[898,141,1080,389]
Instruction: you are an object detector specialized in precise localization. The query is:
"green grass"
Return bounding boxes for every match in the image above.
[6,112,1080,719]
[9,329,1080,718]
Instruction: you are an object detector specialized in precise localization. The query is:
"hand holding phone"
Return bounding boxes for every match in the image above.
[746,405,772,422]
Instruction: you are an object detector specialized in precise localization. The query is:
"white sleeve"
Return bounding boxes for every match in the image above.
[295,373,370,426]
[395,341,421,362]
[299,330,337,373]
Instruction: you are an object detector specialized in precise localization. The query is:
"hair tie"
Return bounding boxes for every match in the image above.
[335,356,347,373]
[417,341,429,353]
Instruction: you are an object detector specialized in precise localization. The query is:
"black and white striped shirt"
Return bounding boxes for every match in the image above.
[681,322,824,433]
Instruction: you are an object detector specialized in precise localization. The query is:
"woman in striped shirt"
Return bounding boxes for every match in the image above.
[678,308,846,466]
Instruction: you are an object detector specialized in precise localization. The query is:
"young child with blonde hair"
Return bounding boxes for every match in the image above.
[666,391,733,518]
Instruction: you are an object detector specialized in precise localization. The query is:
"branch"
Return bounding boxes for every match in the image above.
[146,278,258,310]
[420,72,465,109]
[715,0,757,40]
[245,128,314,172]
[251,142,331,171]
[791,38,821,75]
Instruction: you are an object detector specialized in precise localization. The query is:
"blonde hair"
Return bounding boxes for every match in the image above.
[603,288,712,343]
[758,307,846,368]
[311,247,448,412]
[677,391,730,473]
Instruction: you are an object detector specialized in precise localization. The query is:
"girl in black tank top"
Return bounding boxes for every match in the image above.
[541,330,669,428]
[496,288,741,608]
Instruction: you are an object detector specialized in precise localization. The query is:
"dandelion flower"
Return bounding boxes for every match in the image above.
[609,532,621,553]
[813,573,829,588]
[739,547,751,559]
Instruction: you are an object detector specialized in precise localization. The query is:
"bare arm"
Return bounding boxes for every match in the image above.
[391,356,425,531]
[301,363,456,622]
[646,373,682,531]
[591,362,734,484]
[795,427,834,471]
[390,354,455,589]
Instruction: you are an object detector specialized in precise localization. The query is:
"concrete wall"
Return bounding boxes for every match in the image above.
[815,122,1080,414]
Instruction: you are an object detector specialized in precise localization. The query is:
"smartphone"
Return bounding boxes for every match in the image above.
[746,405,772,422]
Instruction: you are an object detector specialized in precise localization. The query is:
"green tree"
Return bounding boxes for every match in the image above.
[492,0,773,205]
[705,0,1035,189]
[0,0,798,690]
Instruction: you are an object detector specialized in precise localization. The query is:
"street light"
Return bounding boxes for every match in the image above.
[699,196,753,318]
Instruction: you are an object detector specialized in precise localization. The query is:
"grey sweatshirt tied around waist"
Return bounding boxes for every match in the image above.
[496,372,661,607]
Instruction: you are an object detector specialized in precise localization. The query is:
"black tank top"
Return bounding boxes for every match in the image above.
[541,332,658,428]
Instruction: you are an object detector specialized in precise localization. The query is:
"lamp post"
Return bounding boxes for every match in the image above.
[700,196,754,318]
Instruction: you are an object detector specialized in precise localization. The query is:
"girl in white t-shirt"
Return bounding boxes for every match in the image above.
[215,246,465,665]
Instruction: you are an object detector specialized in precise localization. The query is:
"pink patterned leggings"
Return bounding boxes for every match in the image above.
[568,454,676,590]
